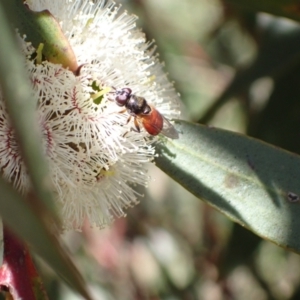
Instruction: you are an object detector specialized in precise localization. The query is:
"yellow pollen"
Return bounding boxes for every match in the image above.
[91,87,112,99]
[36,43,44,64]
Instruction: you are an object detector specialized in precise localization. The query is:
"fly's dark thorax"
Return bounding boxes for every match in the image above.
[126,95,151,115]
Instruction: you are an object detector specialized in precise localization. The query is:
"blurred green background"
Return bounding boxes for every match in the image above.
[43,0,300,299]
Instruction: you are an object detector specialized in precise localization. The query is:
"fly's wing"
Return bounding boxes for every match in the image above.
[160,116,179,139]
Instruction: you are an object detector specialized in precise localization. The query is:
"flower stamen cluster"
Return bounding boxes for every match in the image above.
[0,0,180,229]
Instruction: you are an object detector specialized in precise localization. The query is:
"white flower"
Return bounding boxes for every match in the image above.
[0,0,180,229]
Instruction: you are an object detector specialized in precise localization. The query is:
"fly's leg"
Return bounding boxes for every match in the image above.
[122,116,140,137]
[133,117,140,132]
[125,114,140,132]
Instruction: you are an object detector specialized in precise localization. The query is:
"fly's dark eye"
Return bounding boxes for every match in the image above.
[115,88,132,106]
[122,88,132,95]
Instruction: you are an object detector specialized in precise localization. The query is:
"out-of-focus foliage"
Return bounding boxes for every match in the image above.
[40,0,300,299]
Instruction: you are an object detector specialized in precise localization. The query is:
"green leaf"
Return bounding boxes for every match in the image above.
[0,177,93,300]
[6,0,78,72]
[155,120,300,253]
[226,0,300,22]
[0,4,91,299]
[0,0,57,219]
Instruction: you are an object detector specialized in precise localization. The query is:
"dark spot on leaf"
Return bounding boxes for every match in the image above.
[246,155,256,171]
[287,192,300,203]
[224,174,239,189]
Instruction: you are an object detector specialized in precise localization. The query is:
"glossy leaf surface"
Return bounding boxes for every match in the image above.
[156,121,300,253]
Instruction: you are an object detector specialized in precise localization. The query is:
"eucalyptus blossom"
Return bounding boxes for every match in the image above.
[0,0,180,229]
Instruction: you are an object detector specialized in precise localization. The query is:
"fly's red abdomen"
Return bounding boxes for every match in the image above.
[142,108,163,135]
